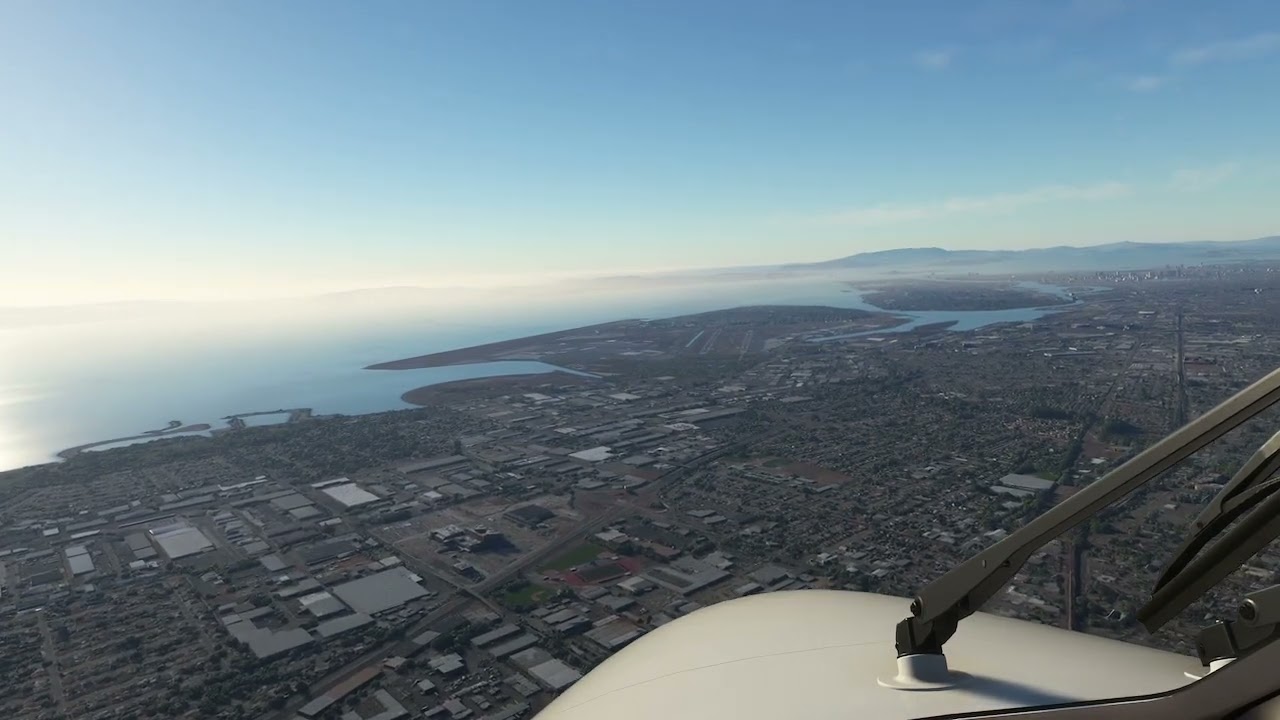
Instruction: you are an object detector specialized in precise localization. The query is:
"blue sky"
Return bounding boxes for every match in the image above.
[2,0,1278,304]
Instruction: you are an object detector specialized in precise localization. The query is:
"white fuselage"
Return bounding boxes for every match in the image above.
[535,590,1199,720]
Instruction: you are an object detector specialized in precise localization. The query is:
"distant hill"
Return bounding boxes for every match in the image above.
[787,236,1280,273]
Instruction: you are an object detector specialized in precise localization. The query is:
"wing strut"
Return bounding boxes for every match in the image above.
[895,367,1280,658]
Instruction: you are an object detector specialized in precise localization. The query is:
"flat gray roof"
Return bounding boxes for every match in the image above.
[584,619,644,649]
[332,568,428,615]
[276,578,323,598]
[991,485,1036,499]
[259,554,287,572]
[241,540,270,556]
[998,473,1056,491]
[316,613,374,637]
[508,647,553,670]
[298,696,335,718]
[289,506,324,520]
[487,633,538,658]
[68,553,95,575]
[271,493,313,511]
[151,525,214,559]
[226,621,313,658]
[300,592,347,618]
[321,483,380,508]
[748,565,793,586]
[412,630,441,646]
[367,689,409,720]
[471,623,520,647]
[542,608,581,625]
[642,557,730,595]
[527,658,582,690]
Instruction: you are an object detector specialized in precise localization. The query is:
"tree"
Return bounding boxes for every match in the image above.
[432,633,458,652]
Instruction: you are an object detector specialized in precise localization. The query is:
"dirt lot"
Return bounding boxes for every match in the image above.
[747,457,852,485]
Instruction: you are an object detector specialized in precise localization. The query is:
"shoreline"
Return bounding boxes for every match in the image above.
[50,290,1076,461]
[57,423,214,459]
[400,371,604,406]
[56,408,314,460]
[366,320,629,370]
[847,280,1073,312]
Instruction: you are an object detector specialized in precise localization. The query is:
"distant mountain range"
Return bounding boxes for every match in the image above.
[786,236,1280,273]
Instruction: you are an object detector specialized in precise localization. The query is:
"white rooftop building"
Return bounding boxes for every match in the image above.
[321,482,381,508]
[150,522,214,559]
[569,446,614,463]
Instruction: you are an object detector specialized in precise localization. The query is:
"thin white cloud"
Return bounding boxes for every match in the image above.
[914,49,955,71]
[1125,74,1171,92]
[812,181,1131,227]
[1169,162,1240,191]
[1117,32,1280,96]
[1171,32,1280,66]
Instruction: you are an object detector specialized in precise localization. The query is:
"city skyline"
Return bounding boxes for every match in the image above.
[3,1,1279,305]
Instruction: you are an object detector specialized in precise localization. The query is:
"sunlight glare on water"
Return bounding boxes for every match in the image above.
[0,383,47,470]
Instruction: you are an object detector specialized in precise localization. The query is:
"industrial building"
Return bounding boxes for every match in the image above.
[642,556,731,595]
[65,545,95,576]
[360,689,409,720]
[428,653,466,675]
[222,613,313,659]
[568,446,614,463]
[594,528,630,545]
[431,524,507,551]
[526,658,582,691]
[616,576,655,595]
[298,591,347,618]
[597,595,635,612]
[748,564,794,590]
[584,617,644,650]
[320,482,381,508]
[487,633,539,658]
[508,647,553,669]
[331,568,428,615]
[505,504,555,527]
[149,522,214,559]
[270,493,312,512]
[299,539,358,565]
[259,554,286,572]
[124,532,157,560]
[470,623,520,647]
[994,473,1057,494]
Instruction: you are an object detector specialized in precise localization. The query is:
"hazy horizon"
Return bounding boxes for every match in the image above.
[4,231,1280,309]
[4,1,1280,306]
